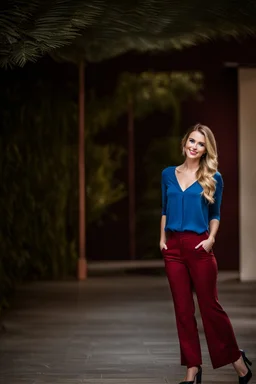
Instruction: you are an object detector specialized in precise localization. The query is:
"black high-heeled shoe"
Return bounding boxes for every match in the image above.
[239,349,252,384]
[179,366,202,384]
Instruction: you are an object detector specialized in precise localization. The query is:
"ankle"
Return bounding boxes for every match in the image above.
[187,366,200,372]
[233,357,248,377]
[185,366,200,381]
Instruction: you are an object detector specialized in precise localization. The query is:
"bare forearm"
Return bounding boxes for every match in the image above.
[160,215,167,243]
[208,219,220,242]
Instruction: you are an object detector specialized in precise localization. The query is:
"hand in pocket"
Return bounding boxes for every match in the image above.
[160,241,167,252]
[195,237,214,253]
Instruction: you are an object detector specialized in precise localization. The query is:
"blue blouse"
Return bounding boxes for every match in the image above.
[161,166,224,234]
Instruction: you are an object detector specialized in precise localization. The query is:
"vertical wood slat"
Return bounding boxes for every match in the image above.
[78,59,87,280]
[128,99,136,260]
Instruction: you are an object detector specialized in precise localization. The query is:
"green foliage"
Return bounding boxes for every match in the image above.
[134,72,204,258]
[136,136,183,259]
[1,0,256,67]
[115,71,202,123]
[97,70,203,259]
[86,143,126,224]
[0,66,126,309]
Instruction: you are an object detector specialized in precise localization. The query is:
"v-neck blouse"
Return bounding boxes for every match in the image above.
[161,166,224,234]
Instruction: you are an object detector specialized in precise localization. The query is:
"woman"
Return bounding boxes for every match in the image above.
[160,124,252,384]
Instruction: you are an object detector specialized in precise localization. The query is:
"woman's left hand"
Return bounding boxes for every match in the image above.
[195,236,215,253]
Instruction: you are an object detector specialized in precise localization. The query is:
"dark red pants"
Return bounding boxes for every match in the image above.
[162,231,241,369]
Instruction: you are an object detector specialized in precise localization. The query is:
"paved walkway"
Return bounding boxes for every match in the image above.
[0,271,255,384]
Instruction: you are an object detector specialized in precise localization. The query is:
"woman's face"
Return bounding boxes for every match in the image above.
[184,130,206,160]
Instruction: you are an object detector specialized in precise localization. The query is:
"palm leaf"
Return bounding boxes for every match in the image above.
[1,0,256,67]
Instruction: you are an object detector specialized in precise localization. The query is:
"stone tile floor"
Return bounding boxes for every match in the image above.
[0,272,255,383]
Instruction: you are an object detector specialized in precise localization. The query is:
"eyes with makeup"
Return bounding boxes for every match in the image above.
[189,138,205,147]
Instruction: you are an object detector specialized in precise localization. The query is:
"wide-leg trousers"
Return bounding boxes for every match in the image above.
[162,230,241,369]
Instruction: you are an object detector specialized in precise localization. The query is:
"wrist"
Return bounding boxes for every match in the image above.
[208,234,215,243]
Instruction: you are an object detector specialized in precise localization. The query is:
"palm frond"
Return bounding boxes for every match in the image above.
[1,0,256,67]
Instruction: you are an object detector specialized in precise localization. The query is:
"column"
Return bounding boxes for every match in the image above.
[238,68,256,281]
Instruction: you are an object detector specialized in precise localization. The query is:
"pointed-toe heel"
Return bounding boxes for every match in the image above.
[179,366,202,384]
[196,366,202,384]
[239,349,252,384]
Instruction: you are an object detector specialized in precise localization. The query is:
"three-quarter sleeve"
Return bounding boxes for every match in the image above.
[161,170,167,215]
[208,172,224,222]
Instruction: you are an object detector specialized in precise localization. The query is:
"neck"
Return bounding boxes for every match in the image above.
[182,159,200,173]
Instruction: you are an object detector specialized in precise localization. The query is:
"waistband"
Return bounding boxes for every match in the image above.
[166,230,208,238]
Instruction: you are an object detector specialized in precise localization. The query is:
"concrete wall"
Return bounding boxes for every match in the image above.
[238,68,256,281]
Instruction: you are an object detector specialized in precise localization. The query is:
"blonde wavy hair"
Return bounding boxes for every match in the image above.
[181,123,218,203]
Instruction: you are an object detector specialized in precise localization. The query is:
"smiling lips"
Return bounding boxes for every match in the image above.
[189,150,197,155]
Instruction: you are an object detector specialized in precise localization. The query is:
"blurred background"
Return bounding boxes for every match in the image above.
[1,3,256,383]
[1,0,256,308]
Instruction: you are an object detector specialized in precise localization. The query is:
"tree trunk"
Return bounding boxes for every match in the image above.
[77,59,87,279]
[128,99,136,260]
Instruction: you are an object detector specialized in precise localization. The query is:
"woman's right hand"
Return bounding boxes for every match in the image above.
[159,240,167,252]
